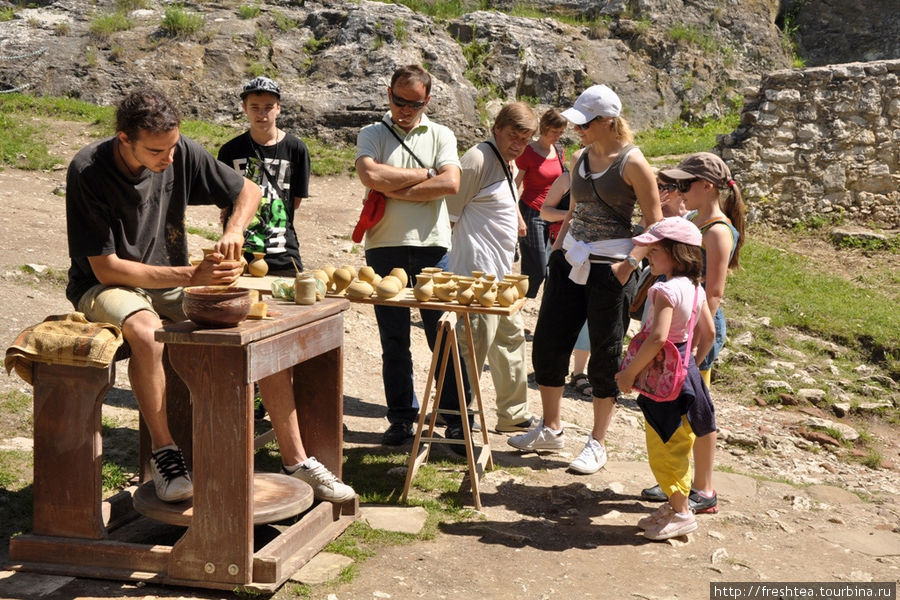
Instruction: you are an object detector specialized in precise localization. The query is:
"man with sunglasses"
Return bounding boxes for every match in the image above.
[355,64,465,446]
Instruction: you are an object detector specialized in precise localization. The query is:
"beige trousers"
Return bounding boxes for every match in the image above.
[456,311,531,428]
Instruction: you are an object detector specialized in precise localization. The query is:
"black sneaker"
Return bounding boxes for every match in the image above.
[444,424,471,456]
[640,484,668,502]
[689,489,718,513]
[382,422,414,446]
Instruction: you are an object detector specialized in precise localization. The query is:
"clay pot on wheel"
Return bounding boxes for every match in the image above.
[248,252,268,277]
[183,286,252,328]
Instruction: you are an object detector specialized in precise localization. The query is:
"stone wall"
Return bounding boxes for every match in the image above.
[717,59,900,228]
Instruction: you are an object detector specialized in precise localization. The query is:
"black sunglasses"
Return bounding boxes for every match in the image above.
[657,182,678,193]
[675,179,698,193]
[390,91,427,109]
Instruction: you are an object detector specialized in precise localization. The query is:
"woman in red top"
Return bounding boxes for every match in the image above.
[514,109,567,298]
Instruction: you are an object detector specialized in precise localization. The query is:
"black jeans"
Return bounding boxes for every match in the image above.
[517,202,549,299]
[532,249,636,399]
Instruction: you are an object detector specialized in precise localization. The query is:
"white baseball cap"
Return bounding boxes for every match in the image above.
[561,84,622,125]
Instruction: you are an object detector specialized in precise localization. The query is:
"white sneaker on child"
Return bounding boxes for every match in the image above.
[568,435,607,474]
[644,510,698,540]
[637,502,675,530]
[507,419,565,451]
[284,457,355,503]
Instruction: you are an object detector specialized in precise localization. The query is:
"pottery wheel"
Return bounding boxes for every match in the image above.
[132,472,314,527]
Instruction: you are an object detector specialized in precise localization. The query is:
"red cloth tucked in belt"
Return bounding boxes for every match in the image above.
[352,189,386,243]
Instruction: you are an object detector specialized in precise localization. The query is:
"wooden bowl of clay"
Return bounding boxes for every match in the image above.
[182,286,252,328]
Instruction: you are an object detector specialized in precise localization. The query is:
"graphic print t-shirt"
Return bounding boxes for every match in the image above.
[218,131,310,271]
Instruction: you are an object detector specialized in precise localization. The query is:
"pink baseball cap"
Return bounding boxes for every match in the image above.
[632,217,702,247]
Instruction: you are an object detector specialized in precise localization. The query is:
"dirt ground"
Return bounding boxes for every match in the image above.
[0,126,898,600]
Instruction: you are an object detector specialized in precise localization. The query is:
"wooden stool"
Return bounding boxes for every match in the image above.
[28,344,192,540]
[401,312,493,510]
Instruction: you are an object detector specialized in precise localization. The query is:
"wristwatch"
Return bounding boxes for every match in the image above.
[427,168,437,179]
[625,255,640,270]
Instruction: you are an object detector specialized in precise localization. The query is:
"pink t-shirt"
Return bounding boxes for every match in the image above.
[515,144,564,211]
[646,276,706,344]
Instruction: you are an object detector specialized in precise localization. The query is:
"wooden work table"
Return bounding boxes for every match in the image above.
[10,297,357,592]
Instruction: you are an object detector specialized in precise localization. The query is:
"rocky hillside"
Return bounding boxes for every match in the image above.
[1,0,794,148]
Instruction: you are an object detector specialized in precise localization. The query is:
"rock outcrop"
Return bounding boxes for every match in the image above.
[0,0,791,148]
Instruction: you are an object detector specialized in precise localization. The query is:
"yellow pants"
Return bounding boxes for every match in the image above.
[645,414,695,499]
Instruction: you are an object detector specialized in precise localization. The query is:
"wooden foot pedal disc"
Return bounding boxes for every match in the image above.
[133,472,314,526]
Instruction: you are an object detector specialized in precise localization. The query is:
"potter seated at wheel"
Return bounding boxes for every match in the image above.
[64,88,353,505]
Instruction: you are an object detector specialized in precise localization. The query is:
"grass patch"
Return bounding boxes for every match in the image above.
[667,23,718,53]
[161,4,205,39]
[0,7,16,22]
[728,238,900,375]
[238,4,260,19]
[89,11,134,40]
[304,138,356,177]
[637,111,741,159]
[101,461,130,492]
[373,0,488,20]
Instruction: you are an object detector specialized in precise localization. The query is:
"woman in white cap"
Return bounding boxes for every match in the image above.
[509,84,663,474]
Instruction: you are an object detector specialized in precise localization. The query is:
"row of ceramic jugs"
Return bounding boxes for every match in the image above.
[307,265,529,307]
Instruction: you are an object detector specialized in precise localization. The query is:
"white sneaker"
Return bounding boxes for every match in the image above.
[644,510,698,540]
[637,502,675,530]
[568,435,607,474]
[285,457,355,503]
[507,419,565,451]
[150,444,193,503]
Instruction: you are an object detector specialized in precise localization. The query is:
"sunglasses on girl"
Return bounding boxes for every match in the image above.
[674,179,699,193]
[390,91,427,109]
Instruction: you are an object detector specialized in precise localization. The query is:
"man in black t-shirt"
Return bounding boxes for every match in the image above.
[217,78,354,503]
[218,76,310,275]
[66,89,261,503]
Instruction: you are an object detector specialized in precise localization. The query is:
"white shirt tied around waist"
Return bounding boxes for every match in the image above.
[562,231,634,285]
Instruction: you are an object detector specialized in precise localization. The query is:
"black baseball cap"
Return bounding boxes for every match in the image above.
[240,76,281,99]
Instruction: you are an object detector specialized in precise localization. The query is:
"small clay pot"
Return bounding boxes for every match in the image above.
[294,274,317,305]
[332,268,353,294]
[433,281,457,302]
[497,280,519,307]
[475,282,497,307]
[457,286,476,306]
[346,280,374,299]
[376,276,403,299]
[183,286,251,328]
[358,265,376,283]
[413,273,434,302]
[389,267,409,288]
[340,264,357,280]
[248,252,268,277]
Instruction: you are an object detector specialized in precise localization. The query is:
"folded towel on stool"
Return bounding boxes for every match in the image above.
[4,312,123,384]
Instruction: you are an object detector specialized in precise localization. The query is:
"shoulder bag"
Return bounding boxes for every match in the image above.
[619,285,699,402]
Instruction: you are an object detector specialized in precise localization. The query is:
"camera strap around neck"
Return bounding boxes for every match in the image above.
[485,141,517,201]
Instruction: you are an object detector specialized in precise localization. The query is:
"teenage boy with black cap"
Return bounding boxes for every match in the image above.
[218,78,355,503]
[218,76,310,276]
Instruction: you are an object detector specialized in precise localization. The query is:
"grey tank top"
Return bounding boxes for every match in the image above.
[568,145,637,242]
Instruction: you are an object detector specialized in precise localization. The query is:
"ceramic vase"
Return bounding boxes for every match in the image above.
[294,274,317,305]
[475,282,497,307]
[248,252,268,277]
[457,286,475,306]
[498,280,519,307]
[413,274,434,302]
